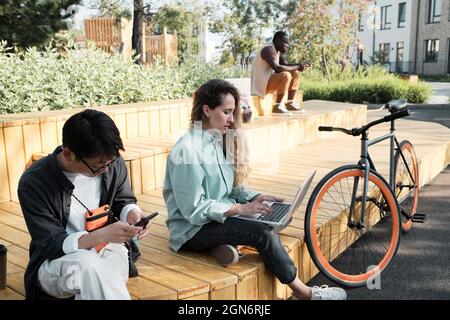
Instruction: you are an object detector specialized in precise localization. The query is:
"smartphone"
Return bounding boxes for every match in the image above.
[134,212,158,228]
[302,62,311,68]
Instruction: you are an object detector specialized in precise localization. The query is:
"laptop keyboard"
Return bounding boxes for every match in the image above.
[258,203,291,222]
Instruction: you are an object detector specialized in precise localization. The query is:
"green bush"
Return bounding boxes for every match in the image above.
[300,66,432,104]
[0,42,242,114]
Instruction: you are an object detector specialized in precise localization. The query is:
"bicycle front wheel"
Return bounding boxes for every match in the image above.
[305,165,401,287]
[394,140,419,232]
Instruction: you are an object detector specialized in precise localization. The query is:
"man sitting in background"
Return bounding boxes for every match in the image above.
[251,31,310,115]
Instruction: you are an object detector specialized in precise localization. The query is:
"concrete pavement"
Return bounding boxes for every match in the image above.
[426,82,450,104]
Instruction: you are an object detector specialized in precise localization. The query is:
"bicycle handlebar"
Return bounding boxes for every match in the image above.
[318,109,410,136]
[362,108,410,132]
[382,108,410,123]
[318,126,353,135]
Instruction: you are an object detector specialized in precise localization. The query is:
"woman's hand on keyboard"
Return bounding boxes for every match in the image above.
[225,202,273,217]
[251,194,285,203]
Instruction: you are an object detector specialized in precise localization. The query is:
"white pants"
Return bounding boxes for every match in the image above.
[38,243,131,300]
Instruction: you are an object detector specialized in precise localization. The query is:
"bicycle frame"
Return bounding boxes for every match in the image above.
[349,119,415,226]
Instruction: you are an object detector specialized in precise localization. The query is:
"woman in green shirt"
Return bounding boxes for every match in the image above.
[163,79,346,300]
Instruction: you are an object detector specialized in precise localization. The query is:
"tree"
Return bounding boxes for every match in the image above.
[219,49,235,67]
[149,1,204,59]
[208,0,296,69]
[132,0,144,64]
[89,0,132,20]
[287,0,367,80]
[0,0,82,48]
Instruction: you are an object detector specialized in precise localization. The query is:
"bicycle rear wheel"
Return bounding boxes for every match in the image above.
[394,140,419,233]
[305,165,401,287]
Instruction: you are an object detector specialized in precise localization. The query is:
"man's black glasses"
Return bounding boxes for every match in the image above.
[77,155,117,174]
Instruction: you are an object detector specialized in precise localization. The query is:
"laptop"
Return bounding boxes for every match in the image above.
[232,170,316,232]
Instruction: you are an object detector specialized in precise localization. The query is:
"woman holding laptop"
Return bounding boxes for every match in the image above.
[162,79,346,300]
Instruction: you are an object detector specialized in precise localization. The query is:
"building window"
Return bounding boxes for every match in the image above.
[396,42,404,72]
[425,39,439,61]
[358,13,364,31]
[398,2,406,28]
[379,43,390,63]
[380,6,392,29]
[427,0,441,23]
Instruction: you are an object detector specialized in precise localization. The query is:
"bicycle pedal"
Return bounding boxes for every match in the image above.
[411,213,426,223]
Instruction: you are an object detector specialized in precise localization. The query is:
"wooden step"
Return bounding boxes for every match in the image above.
[2,106,448,300]
[28,101,367,196]
[0,100,191,202]
[2,99,364,202]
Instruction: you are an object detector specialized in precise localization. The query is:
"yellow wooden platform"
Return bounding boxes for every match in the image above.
[1,102,449,300]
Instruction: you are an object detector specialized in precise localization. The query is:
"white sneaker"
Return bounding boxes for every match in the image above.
[210,245,240,267]
[272,103,292,116]
[286,101,306,113]
[311,285,347,300]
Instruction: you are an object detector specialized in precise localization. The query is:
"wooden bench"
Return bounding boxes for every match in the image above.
[0,99,370,300]
[0,199,299,300]
[250,91,304,116]
[29,101,367,195]
[225,77,304,117]
[1,101,450,300]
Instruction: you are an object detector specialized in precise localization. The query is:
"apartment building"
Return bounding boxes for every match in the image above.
[410,0,450,75]
[354,0,450,75]
[354,0,413,73]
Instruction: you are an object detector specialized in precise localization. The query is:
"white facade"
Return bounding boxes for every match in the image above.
[353,0,413,72]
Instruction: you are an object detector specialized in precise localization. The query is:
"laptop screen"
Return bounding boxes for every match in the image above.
[284,170,316,221]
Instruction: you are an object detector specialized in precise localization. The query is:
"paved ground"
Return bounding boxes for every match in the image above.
[426,82,450,104]
[368,103,450,129]
[406,105,450,128]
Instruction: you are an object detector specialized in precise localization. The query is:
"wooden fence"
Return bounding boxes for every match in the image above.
[83,18,177,65]
[145,31,178,65]
[84,18,123,52]
[84,17,134,59]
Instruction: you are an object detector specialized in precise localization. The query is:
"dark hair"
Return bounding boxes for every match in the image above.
[62,109,124,159]
[191,79,242,129]
[273,31,288,42]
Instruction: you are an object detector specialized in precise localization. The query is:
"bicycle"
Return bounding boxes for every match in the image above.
[304,99,424,287]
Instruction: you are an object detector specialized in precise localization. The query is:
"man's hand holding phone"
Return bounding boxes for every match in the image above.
[127,209,156,239]
[298,62,310,71]
[134,212,158,228]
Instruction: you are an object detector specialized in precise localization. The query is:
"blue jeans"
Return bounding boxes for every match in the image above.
[181,218,297,284]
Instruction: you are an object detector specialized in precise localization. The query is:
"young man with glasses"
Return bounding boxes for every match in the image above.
[18,109,151,300]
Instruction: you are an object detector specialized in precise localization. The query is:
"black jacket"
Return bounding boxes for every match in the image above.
[17,146,140,300]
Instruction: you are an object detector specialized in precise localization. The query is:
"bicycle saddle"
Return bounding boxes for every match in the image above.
[386,99,407,112]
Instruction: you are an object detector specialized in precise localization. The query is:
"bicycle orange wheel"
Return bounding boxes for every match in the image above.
[305,165,401,287]
[394,140,419,232]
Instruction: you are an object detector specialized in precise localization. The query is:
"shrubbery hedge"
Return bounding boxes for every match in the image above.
[300,67,431,104]
[0,43,432,115]
[0,43,240,114]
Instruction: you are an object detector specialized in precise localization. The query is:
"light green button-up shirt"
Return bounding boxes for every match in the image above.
[163,128,260,251]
